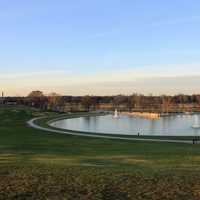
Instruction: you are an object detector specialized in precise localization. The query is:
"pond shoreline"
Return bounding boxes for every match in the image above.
[27,115,199,144]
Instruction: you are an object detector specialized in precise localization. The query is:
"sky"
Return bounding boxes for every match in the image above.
[1,0,200,96]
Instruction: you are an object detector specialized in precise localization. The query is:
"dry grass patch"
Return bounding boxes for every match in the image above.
[31,155,80,165]
[0,154,18,163]
[99,155,152,164]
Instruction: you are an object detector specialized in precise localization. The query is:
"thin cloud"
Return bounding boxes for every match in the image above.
[0,70,71,79]
[2,64,200,96]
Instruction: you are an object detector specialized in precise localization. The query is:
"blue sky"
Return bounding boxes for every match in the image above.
[1,0,200,95]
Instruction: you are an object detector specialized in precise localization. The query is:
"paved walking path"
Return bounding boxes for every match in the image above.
[27,117,196,144]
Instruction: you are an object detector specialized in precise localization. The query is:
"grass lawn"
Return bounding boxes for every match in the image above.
[1,106,200,199]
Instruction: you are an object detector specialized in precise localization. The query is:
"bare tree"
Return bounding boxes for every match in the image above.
[81,95,93,112]
[27,91,47,109]
[47,93,65,112]
[162,95,172,113]
[112,95,127,109]
[28,91,44,98]
[132,94,142,110]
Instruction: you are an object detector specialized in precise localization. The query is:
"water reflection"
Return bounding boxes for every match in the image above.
[51,114,200,136]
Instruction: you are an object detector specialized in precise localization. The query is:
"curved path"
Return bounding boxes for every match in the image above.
[27,117,197,144]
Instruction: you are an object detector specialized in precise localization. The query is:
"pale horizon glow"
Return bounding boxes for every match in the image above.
[2,64,200,96]
[1,1,200,96]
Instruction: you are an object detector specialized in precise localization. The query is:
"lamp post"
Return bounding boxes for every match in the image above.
[1,92,4,105]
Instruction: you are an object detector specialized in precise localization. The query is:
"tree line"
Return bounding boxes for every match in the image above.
[3,91,200,112]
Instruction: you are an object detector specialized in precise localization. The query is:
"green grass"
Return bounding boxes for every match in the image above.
[1,106,200,199]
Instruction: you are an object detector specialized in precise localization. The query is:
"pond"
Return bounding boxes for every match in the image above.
[50,114,200,136]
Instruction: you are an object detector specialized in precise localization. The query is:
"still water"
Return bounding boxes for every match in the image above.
[50,114,200,136]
